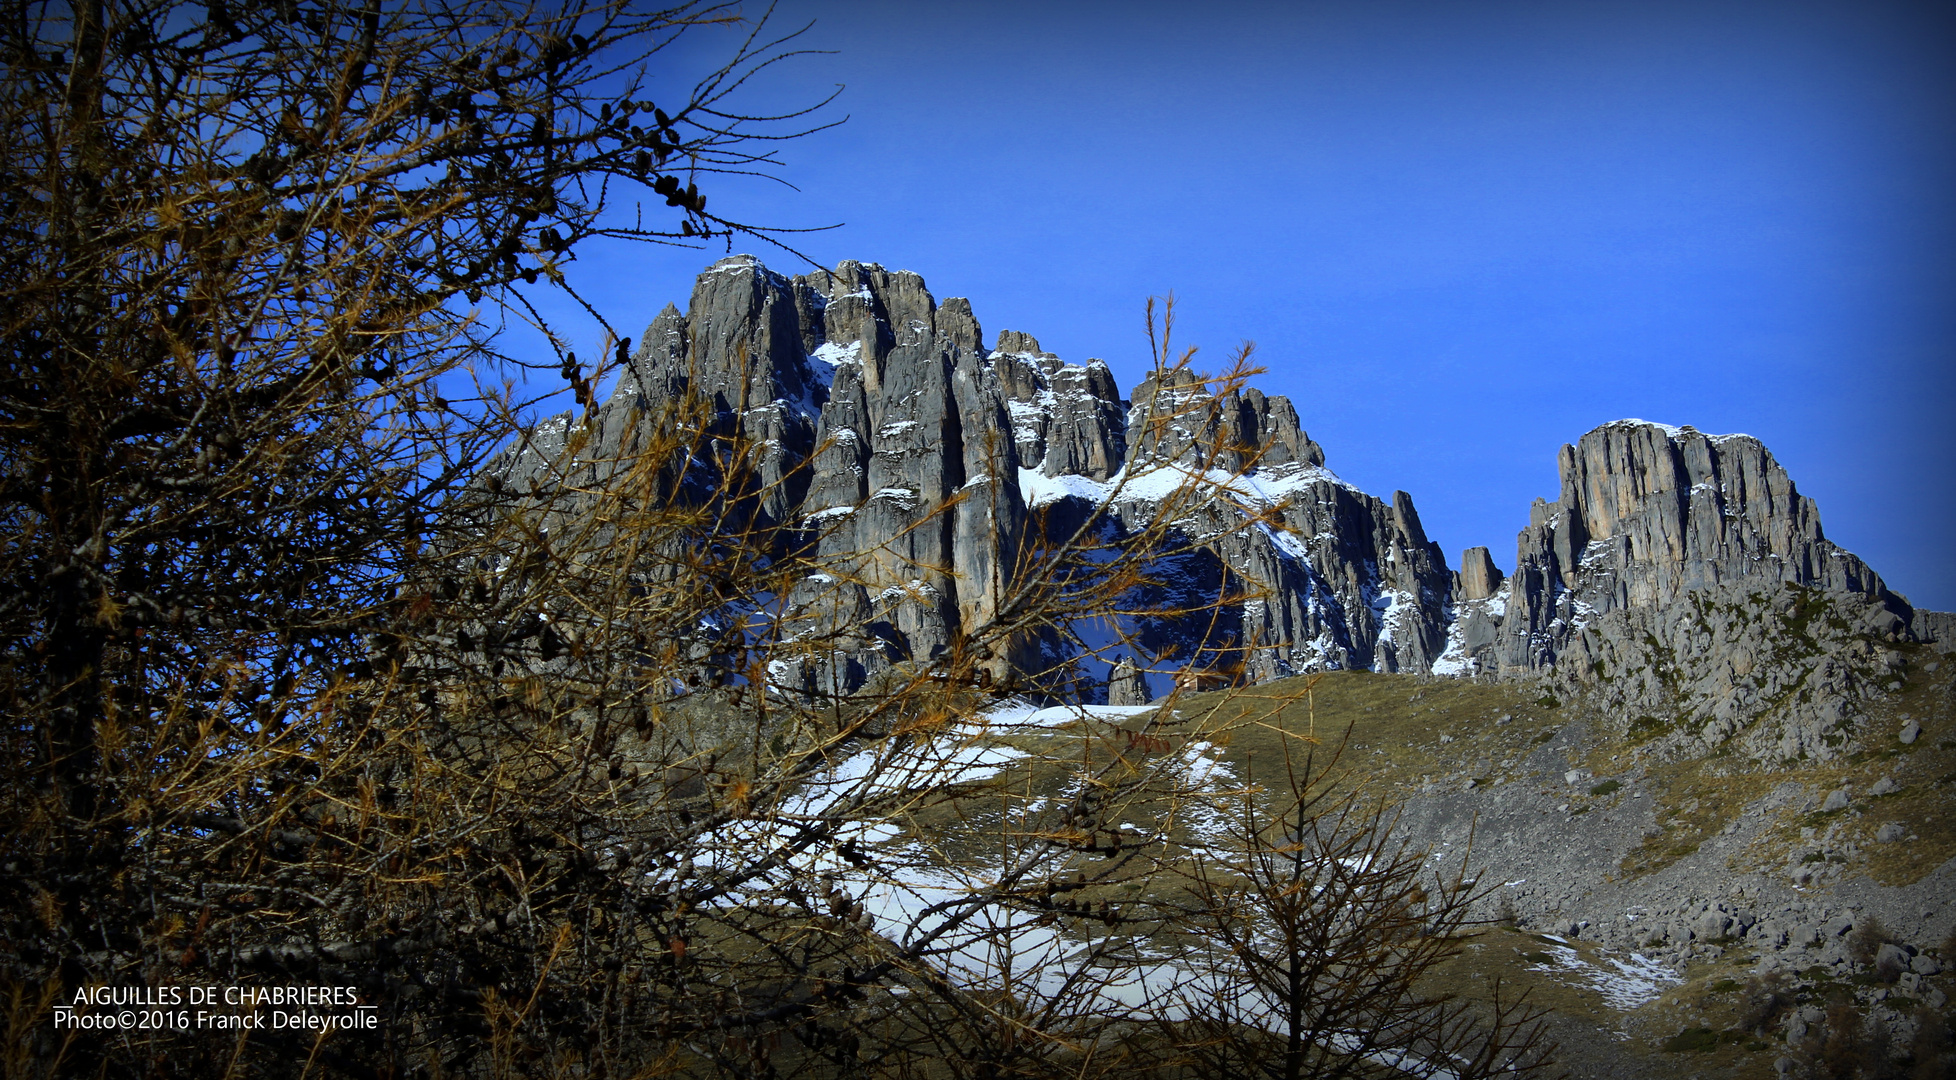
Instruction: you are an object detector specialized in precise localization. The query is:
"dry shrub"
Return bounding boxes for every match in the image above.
[1850,917,1892,966]
[1911,1005,1954,1080]
[1799,1001,1904,1080]
[1736,970,1794,1034]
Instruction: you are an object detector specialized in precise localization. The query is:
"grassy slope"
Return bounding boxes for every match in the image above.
[1157,657,1956,1079]
[770,646,1955,1078]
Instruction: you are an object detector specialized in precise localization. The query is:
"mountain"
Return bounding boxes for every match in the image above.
[499,255,1956,1077]
[516,254,1949,762]
[1449,419,1938,762]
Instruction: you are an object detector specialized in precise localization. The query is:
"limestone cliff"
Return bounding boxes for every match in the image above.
[516,256,1948,760]
[564,256,1459,696]
[1437,420,1937,760]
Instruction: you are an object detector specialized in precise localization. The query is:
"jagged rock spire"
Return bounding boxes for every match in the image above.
[543,259,1944,721]
[1455,420,1904,678]
[569,257,1476,695]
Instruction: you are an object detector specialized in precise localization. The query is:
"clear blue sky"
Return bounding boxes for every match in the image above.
[522,0,1956,611]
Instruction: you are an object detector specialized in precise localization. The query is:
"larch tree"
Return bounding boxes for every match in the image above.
[0,4,1557,1076]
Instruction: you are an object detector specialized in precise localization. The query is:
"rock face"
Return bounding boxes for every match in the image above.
[1107,657,1151,706]
[530,256,1948,755]
[597,258,1034,694]
[1913,609,1956,654]
[1434,420,1935,760]
[562,256,1458,697]
[1105,365,1453,681]
[1475,421,1898,675]
[1456,547,1503,602]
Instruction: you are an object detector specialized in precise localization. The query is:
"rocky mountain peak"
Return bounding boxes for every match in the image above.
[559,257,1475,695]
[1426,418,1938,762]
[1440,420,1913,681]
[1549,420,1887,606]
[1123,369,1326,475]
[992,329,1053,360]
[988,330,1125,483]
[522,259,1947,755]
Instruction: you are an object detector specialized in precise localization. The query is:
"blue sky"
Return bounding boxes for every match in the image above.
[520,0,1956,611]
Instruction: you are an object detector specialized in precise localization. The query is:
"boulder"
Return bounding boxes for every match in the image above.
[1911,608,1956,652]
[1694,909,1733,941]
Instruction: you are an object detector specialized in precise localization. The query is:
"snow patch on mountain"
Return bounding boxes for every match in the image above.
[1525,939,1682,1010]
